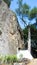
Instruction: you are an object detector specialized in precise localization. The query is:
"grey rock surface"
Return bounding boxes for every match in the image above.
[0,0,24,55]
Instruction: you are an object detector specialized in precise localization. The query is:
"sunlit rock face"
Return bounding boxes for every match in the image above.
[0,0,24,55]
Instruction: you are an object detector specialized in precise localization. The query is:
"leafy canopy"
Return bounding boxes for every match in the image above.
[29,7,37,20]
[16,0,30,18]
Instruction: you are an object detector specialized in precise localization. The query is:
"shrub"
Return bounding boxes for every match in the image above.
[11,55,18,62]
[0,55,18,63]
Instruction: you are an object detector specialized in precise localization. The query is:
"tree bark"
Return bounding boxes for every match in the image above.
[28,27,31,53]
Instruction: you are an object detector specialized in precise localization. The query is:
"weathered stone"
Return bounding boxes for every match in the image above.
[0,0,24,55]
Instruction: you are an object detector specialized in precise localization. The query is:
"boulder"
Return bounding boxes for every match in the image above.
[0,0,24,55]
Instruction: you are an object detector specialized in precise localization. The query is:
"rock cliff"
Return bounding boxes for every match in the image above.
[0,0,24,55]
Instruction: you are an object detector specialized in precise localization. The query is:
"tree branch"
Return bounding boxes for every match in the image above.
[20,17,27,26]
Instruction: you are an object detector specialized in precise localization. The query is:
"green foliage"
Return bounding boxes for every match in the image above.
[29,7,37,20]
[23,28,28,40]
[30,25,37,41]
[16,0,30,18]
[0,55,18,63]
[23,25,37,41]
[11,55,18,62]
[23,25,37,49]
[16,0,37,26]
[3,0,12,7]
[21,3,30,16]
[16,0,37,49]
[6,55,18,62]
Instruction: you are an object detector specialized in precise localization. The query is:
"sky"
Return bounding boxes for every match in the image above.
[10,0,37,29]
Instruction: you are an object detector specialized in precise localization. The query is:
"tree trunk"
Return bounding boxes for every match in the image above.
[28,27,31,53]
